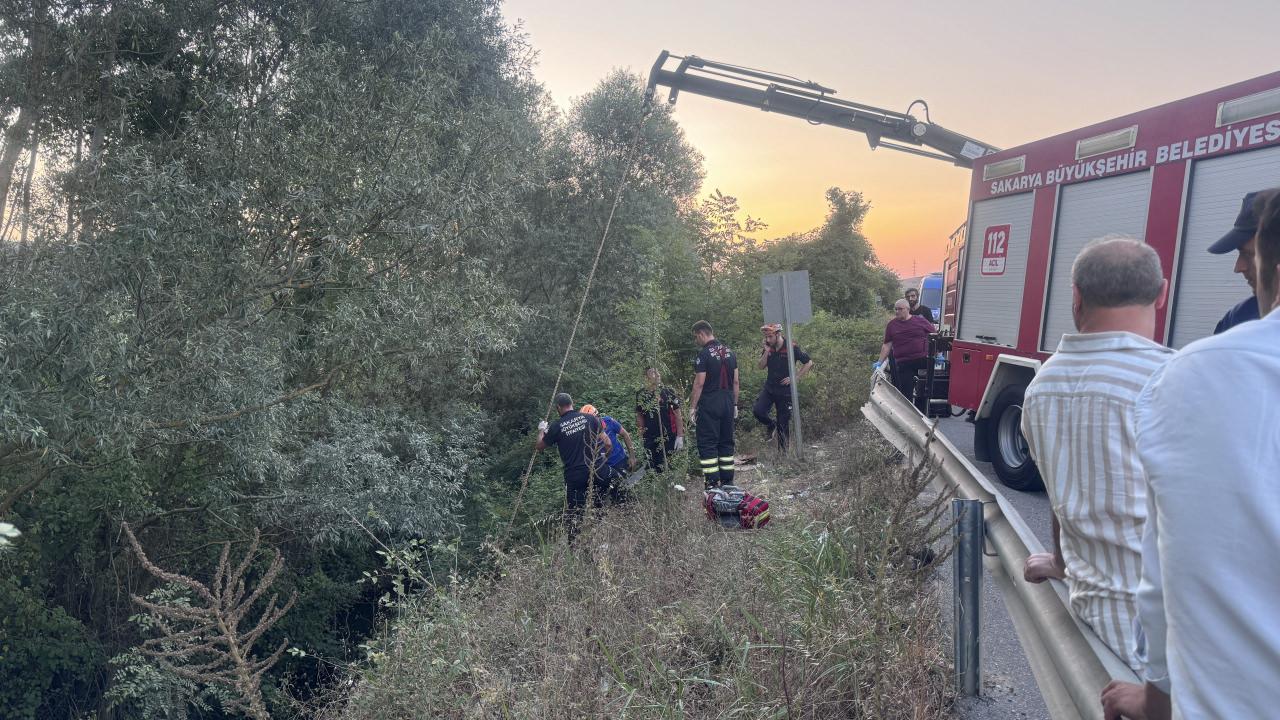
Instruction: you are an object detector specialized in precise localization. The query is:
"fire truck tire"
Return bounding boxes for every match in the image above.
[985,384,1043,492]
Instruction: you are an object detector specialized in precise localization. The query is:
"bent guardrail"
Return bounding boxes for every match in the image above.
[861,371,1139,720]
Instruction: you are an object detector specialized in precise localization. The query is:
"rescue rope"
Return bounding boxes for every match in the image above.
[501,103,653,545]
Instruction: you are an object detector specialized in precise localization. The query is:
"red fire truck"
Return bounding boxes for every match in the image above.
[647,53,1280,489]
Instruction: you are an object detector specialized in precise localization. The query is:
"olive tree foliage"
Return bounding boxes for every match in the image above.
[0,0,552,715]
[479,71,703,431]
[1,0,537,537]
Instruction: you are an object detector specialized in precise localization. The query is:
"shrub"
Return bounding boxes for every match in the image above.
[317,422,951,719]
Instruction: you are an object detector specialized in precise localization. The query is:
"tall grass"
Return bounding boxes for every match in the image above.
[317,423,952,719]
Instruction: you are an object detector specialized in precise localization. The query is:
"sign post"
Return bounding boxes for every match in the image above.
[761,271,812,458]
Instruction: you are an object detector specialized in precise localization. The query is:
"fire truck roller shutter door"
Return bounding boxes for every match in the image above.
[1170,143,1280,348]
[1041,171,1153,352]
[957,192,1036,347]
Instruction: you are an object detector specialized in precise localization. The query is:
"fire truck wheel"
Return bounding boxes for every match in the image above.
[985,384,1043,492]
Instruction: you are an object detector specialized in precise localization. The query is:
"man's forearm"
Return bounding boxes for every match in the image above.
[877,342,892,363]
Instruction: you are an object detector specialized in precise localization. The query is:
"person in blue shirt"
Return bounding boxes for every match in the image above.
[581,404,635,491]
[1209,191,1264,334]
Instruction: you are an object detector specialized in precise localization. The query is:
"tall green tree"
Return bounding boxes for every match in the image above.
[0,1,553,716]
[735,187,901,318]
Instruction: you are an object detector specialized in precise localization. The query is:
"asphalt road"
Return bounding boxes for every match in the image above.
[933,415,1054,720]
[934,416,1054,549]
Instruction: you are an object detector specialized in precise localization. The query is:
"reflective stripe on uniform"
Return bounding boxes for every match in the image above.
[701,465,720,475]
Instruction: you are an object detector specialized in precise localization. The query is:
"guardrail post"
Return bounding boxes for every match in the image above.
[954,498,983,696]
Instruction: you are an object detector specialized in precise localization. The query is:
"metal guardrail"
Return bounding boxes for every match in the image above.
[861,371,1140,720]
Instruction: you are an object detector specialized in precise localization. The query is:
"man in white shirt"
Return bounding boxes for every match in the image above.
[1020,236,1172,674]
[1121,187,1280,719]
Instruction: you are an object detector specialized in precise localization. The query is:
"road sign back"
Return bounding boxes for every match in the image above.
[761,270,812,325]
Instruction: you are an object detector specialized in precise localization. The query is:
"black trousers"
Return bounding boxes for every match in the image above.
[644,433,677,473]
[696,391,735,488]
[752,390,792,449]
[564,466,608,541]
[605,458,633,504]
[893,357,929,402]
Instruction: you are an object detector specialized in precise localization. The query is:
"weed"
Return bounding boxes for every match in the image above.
[316,422,951,720]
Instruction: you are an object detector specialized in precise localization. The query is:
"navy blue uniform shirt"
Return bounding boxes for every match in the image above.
[543,411,604,472]
[694,339,737,393]
[1214,295,1260,335]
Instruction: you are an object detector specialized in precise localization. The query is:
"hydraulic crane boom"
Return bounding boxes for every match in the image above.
[646,51,999,168]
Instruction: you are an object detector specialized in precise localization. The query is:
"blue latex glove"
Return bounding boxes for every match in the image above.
[873,360,884,371]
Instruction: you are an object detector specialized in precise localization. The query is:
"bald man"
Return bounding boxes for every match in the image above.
[1020,236,1173,687]
[876,298,935,400]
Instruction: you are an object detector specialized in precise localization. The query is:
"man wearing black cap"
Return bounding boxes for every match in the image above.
[1209,190,1264,334]
[535,392,613,539]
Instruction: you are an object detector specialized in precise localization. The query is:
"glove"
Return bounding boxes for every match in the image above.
[734,406,739,419]
[873,360,884,372]
[537,420,549,433]
[674,436,685,451]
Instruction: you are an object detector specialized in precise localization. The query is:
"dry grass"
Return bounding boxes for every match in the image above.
[317,423,953,720]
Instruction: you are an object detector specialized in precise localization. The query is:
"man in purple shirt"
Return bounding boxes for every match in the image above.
[876,299,936,400]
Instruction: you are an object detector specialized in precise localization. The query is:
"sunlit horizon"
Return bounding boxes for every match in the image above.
[502,0,1277,276]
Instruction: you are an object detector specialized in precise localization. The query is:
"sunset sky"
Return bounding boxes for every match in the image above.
[502,0,1278,276]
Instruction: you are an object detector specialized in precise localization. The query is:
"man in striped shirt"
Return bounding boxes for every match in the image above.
[1020,236,1173,675]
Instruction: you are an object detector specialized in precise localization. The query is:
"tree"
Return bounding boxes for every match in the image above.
[691,189,766,283]
[0,1,551,715]
[733,187,893,319]
[479,70,705,432]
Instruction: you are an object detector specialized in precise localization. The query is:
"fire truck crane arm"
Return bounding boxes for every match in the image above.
[646,51,999,168]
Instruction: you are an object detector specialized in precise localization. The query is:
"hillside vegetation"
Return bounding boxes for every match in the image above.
[0,1,908,718]
[321,423,951,720]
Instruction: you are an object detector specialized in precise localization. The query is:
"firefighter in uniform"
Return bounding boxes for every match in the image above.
[688,320,739,489]
[535,392,613,541]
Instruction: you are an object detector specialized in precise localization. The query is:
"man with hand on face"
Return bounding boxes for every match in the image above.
[752,323,813,450]
[688,320,739,489]
[535,392,613,540]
